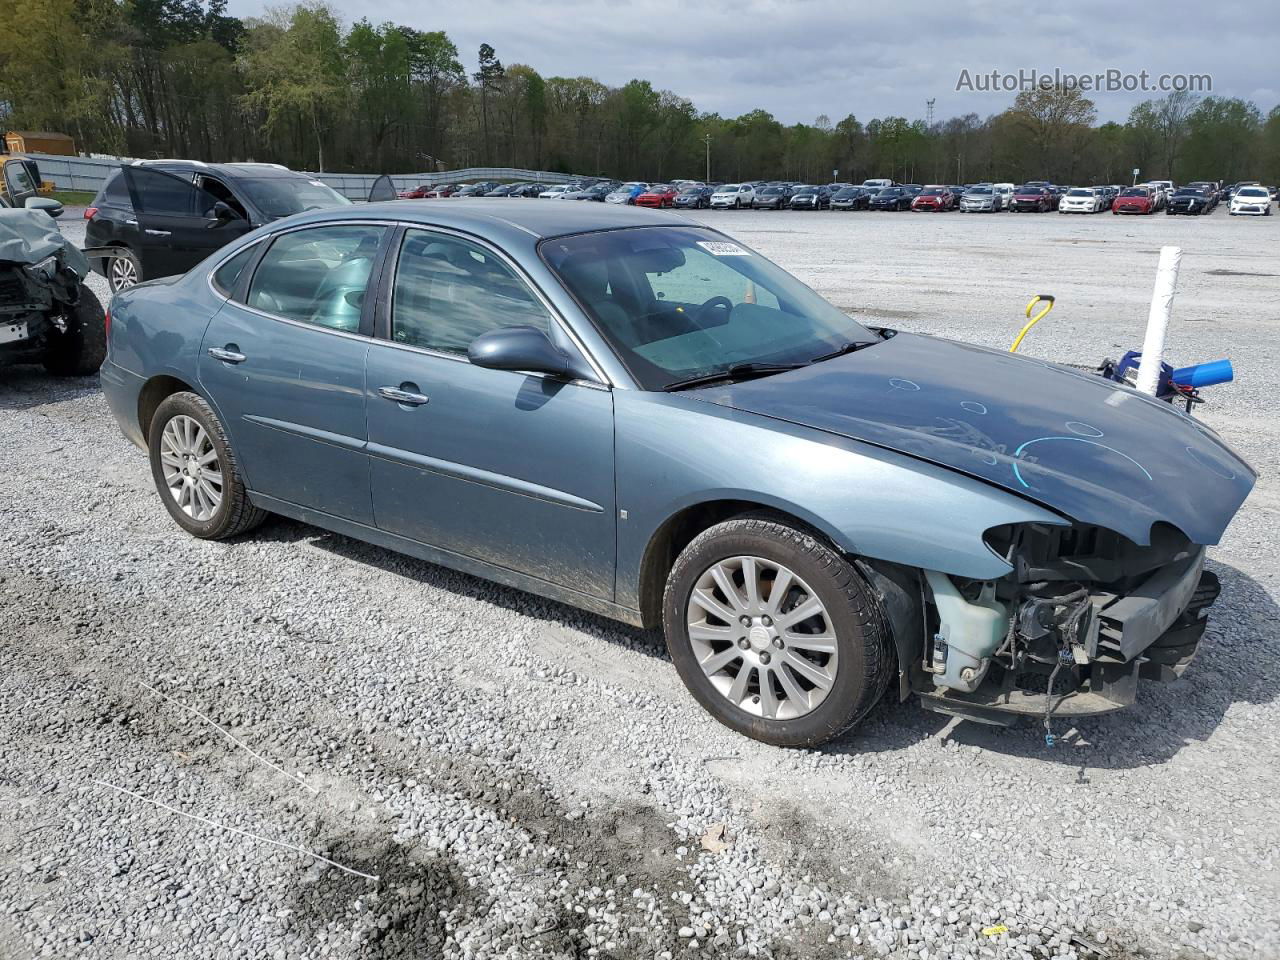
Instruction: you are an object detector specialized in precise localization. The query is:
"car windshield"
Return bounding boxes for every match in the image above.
[1120,188,1147,197]
[834,188,859,197]
[235,177,350,219]
[966,187,991,195]
[542,226,878,391]
[1015,186,1041,194]
[761,187,783,195]
[1238,188,1268,197]
[718,185,740,192]
[921,189,945,196]
[649,185,672,192]
[1067,189,1092,196]
[876,189,900,197]
[1174,188,1201,196]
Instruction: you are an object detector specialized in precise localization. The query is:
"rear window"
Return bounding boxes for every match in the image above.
[100,171,132,206]
[211,244,259,298]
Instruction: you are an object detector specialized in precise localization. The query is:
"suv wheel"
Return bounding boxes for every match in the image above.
[108,250,142,292]
[42,284,106,376]
[663,515,893,747]
[148,392,267,540]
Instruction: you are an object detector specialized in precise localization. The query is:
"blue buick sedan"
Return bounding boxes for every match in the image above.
[101,199,1253,746]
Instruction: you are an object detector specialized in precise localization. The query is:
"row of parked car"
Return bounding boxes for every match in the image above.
[397,175,1277,218]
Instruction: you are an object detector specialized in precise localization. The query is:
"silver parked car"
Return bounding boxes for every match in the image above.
[99,200,1254,747]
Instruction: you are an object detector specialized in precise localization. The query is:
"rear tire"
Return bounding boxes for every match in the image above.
[107,249,142,292]
[148,392,267,540]
[663,515,893,747]
[42,284,106,376]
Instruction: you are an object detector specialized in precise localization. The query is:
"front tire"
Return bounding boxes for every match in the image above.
[663,515,893,747]
[148,392,267,540]
[42,284,106,376]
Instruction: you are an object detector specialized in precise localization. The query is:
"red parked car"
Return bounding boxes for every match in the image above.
[1113,187,1156,215]
[398,185,433,199]
[634,184,678,208]
[911,186,955,211]
[427,183,461,198]
[1009,185,1055,212]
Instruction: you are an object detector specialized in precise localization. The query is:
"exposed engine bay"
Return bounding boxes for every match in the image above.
[867,522,1221,739]
[0,253,83,360]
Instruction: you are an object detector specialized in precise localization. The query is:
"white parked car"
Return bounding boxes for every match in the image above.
[1058,187,1103,214]
[1229,185,1273,216]
[710,184,755,209]
[992,183,1015,207]
[538,185,573,199]
[862,178,893,190]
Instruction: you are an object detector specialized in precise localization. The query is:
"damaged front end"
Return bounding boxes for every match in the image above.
[0,254,81,362]
[910,522,1220,729]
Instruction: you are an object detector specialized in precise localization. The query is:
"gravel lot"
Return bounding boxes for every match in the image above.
[2,206,1277,960]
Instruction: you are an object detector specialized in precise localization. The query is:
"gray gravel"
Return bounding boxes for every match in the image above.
[1,207,1277,959]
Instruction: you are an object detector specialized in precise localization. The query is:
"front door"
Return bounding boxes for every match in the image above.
[1,158,38,207]
[199,222,391,524]
[365,227,617,599]
[121,166,252,280]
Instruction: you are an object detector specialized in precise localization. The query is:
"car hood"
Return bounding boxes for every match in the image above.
[0,209,90,275]
[692,332,1254,547]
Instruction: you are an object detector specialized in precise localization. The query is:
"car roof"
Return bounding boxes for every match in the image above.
[131,160,315,181]
[283,198,691,242]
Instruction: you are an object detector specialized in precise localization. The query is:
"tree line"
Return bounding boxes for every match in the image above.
[2,0,1279,186]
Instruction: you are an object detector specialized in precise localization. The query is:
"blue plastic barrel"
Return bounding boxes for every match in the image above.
[1171,359,1233,388]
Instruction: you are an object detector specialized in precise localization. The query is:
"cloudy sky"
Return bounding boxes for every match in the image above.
[225,0,1278,124]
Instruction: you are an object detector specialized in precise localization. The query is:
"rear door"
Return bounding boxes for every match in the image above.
[199,222,391,523]
[121,166,252,280]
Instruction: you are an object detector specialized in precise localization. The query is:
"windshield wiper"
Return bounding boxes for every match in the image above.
[808,339,878,364]
[664,362,803,392]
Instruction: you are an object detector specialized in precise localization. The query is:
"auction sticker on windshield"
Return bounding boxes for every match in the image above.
[697,241,750,256]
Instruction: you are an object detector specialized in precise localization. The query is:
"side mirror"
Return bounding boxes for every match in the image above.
[468,325,579,379]
[208,201,240,226]
[25,196,63,219]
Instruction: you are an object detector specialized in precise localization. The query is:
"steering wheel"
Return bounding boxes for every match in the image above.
[690,295,734,328]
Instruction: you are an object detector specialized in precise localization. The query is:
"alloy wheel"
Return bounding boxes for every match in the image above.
[159,415,223,521]
[685,556,838,721]
[109,256,138,291]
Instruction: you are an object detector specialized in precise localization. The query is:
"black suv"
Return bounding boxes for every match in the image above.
[84,162,350,292]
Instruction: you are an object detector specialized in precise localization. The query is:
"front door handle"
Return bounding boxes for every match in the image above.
[208,346,246,364]
[144,228,172,237]
[378,385,430,406]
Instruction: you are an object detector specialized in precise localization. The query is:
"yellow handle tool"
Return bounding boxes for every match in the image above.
[1010,294,1055,352]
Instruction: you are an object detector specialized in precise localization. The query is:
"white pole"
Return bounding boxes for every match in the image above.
[1136,245,1182,396]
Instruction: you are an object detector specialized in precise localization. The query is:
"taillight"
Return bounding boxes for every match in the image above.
[104,307,111,340]
[84,206,98,220]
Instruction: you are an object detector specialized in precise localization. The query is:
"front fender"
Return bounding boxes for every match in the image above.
[614,392,1066,610]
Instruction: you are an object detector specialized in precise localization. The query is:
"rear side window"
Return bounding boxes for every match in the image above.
[390,230,553,355]
[101,171,131,206]
[211,244,258,298]
[247,224,387,332]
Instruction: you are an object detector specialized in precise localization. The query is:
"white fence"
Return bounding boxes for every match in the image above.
[13,154,586,199]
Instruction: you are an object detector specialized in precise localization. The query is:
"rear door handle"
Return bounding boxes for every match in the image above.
[144,228,172,237]
[378,385,429,406]
[208,347,246,363]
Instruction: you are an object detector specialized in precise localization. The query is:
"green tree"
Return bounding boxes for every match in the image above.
[240,4,347,171]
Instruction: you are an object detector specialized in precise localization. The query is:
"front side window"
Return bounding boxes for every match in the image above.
[543,226,878,390]
[247,224,387,332]
[391,230,554,355]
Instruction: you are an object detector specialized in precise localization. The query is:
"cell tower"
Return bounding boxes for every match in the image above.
[926,98,935,127]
